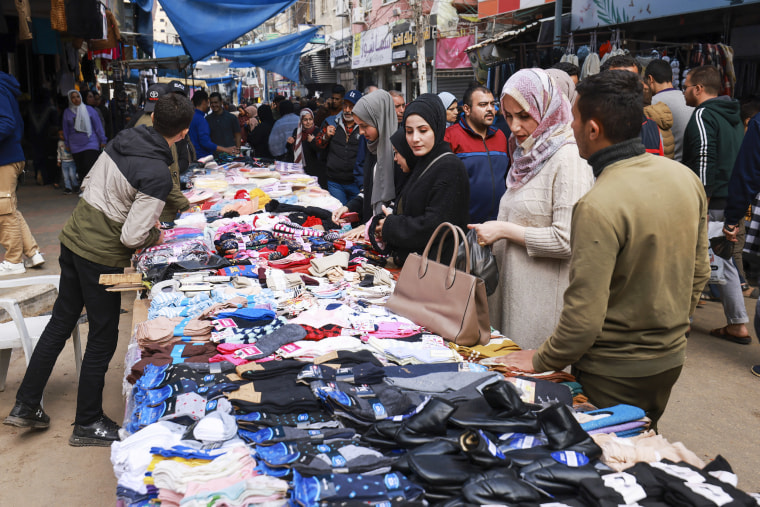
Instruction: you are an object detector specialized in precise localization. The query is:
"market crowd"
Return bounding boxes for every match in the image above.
[2,54,760,450]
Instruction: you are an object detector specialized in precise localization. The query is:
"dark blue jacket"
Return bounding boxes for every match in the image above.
[725,112,760,225]
[444,117,509,223]
[0,72,24,166]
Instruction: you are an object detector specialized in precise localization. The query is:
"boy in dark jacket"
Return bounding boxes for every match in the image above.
[4,94,194,447]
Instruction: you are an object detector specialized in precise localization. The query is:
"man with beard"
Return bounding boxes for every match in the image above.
[316,89,363,204]
[444,84,509,223]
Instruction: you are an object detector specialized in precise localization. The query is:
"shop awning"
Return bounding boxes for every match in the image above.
[121,55,193,71]
[157,0,300,62]
[216,26,321,82]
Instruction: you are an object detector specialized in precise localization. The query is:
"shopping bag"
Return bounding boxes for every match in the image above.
[456,228,499,296]
[708,247,727,285]
[385,222,490,346]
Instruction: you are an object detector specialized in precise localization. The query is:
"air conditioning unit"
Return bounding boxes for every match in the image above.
[352,7,365,24]
[336,0,349,17]
[392,7,402,16]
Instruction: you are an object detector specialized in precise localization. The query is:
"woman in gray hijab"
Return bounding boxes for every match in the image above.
[331,89,398,241]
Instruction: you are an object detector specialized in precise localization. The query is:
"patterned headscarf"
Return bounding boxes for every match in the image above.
[501,68,574,190]
[294,108,315,165]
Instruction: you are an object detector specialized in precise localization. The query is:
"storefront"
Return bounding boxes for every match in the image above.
[329,35,354,91]
[351,24,392,91]
[390,22,435,99]
[434,34,476,99]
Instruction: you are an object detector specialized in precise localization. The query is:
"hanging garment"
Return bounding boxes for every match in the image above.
[581,52,601,79]
[65,0,105,39]
[89,9,122,51]
[51,0,67,32]
[15,0,32,41]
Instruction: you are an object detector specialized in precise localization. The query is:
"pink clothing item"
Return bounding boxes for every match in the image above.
[501,68,575,190]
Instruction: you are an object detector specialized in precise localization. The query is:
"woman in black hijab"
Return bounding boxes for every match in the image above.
[374,93,470,266]
[249,104,274,159]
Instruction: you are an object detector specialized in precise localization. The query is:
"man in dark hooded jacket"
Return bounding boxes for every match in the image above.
[682,64,750,345]
[4,93,194,447]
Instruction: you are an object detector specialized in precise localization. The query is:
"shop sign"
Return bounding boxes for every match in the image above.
[352,25,392,69]
[331,37,353,69]
[391,22,436,62]
[572,0,760,30]
[479,0,553,20]
[391,26,433,48]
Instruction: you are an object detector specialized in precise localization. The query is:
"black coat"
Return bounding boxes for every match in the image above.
[381,144,470,266]
[290,127,326,188]
[249,121,273,159]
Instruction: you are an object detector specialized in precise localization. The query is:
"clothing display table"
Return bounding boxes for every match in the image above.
[111,157,758,507]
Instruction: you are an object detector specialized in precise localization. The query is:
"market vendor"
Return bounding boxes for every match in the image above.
[492,70,710,429]
[4,93,195,447]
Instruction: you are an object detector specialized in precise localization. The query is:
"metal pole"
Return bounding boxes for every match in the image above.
[553,0,563,48]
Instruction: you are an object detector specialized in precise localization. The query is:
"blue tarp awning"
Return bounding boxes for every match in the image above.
[154,41,187,59]
[217,26,320,82]
[203,75,236,86]
[157,0,300,62]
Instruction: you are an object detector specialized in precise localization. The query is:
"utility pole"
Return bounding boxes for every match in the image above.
[412,0,427,95]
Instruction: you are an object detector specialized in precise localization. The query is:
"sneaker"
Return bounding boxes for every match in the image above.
[752,365,760,378]
[4,401,50,429]
[63,188,72,195]
[69,414,121,447]
[24,251,45,268]
[0,260,25,276]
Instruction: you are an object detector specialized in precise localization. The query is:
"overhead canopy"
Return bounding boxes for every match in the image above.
[121,55,193,71]
[157,0,299,62]
[217,26,321,82]
[154,41,187,59]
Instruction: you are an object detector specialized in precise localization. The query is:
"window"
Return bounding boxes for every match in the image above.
[321,0,326,14]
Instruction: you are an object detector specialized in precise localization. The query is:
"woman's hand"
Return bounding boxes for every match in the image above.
[374,205,392,238]
[307,134,315,143]
[342,226,365,242]
[468,221,526,247]
[286,136,295,145]
[332,206,349,224]
[468,221,503,246]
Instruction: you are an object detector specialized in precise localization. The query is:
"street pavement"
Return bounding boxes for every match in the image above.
[0,181,758,504]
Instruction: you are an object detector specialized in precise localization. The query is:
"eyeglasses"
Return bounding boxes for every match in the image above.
[683,84,699,90]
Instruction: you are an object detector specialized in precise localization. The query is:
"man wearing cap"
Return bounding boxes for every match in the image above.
[316,89,363,204]
[133,82,193,222]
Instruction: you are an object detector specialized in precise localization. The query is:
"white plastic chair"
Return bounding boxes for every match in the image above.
[0,275,83,391]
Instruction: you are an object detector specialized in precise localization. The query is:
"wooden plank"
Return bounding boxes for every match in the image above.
[105,284,144,292]
[99,273,143,285]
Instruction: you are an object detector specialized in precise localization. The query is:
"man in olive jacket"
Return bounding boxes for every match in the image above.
[494,71,710,428]
[4,94,194,446]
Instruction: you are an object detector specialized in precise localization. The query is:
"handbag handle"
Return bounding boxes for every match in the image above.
[419,222,470,289]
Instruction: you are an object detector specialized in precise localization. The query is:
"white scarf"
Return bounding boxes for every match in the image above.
[67,89,92,138]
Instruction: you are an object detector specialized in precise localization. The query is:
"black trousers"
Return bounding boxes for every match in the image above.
[71,149,100,183]
[16,244,122,425]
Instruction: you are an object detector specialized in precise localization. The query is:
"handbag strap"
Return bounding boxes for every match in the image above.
[419,222,470,289]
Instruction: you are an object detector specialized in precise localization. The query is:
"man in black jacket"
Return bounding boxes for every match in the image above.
[316,89,363,204]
